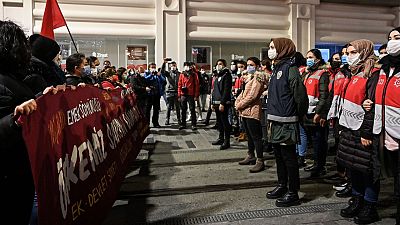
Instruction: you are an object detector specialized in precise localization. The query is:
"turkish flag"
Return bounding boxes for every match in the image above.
[40,0,66,40]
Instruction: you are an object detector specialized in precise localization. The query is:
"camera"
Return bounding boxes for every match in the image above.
[181,86,188,94]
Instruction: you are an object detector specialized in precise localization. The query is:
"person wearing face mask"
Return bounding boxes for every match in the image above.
[178,61,199,130]
[25,34,66,95]
[130,66,147,113]
[211,59,232,150]
[363,27,400,225]
[302,49,330,179]
[260,59,273,153]
[324,52,350,193]
[199,66,210,112]
[336,39,380,224]
[144,62,166,128]
[378,44,388,62]
[233,60,246,141]
[266,38,308,207]
[162,60,181,126]
[236,57,267,173]
[65,53,90,86]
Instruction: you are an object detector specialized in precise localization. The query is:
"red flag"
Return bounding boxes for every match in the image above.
[40,0,66,40]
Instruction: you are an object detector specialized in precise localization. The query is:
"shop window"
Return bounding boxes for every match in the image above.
[127,46,148,70]
[192,46,211,71]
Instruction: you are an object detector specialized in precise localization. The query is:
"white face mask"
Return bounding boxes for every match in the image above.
[237,68,244,74]
[230,65,236,71]
[184,66,190,71]
[170,66,176,71]
[150,68,157,73]
[268,48,277,60]
[216,65,223,71]
[200,70,205,74]
[347,53,360,66]
[387,40,400,56]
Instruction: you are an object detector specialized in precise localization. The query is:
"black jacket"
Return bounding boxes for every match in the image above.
[65,74,86,86]
[130,73,147,100]
[0,73,35,224]
[211,68,232,105]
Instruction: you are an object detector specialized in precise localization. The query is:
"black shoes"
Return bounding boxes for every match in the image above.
[354,201,379,224]
[275,191,301,207]
[179,125,186,130]
[212,139,224,145]
[220,141,230,150]
[335,183,352,198]
[308,167,327,178]
[153,123,161,128]
[298,156,306,168]
[340,196,363,218]
[191,125,197,131]
[266,185,288,199]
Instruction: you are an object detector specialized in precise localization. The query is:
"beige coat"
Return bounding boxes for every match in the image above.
[235,72,266,121]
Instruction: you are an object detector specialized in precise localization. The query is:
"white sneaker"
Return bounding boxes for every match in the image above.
[197,116,203,122]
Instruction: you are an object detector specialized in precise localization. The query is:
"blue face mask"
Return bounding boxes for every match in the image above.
[341,55,348,64]
[82,65,91,77]
[247,66,256,74]
[306,58,315,67]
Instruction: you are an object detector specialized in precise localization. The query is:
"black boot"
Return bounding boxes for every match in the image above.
[298,156,306,168]
[354,201,379,224]
[220,133,230,150]
[340,196,363,218]
[275,191,300,207]
[212,133,224,145]
[266,184,288,199]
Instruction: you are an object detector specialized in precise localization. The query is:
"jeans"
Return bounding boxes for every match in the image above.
[181,95,196,126]
[309,125,328,169]
[273,144,300,192]
[351,169,380,203]
[200,94,207,111]
[166,96,180,123]
[242,118,263,158]
[296,125,308,157]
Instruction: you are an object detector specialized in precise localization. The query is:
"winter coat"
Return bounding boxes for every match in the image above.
[337,69,380,181]
[211,68,232,105]
[164,70,180,98]
[130,73,147,101]
[235,72,265,121]
[0,73,35,224]
[144,71,166,96]
[178,70,199,97]
[65,74,86,86]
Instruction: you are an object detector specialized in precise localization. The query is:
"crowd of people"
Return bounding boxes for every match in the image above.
[1,19,400,225]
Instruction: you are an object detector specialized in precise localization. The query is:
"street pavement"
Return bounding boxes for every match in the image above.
[103,102,397,225]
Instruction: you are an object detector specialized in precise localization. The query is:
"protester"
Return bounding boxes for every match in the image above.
[178,61,199,130]
[302,49,330,178]
[236,57,266,173]
[378,44,388,61]
[163,60,181,126]
[211,59,232,150]
[26,34,65,94]
[144,62,165,128]
[199,66,210,112]
[336,39,380,224]
[266,38,308,207]
[233,60,246,140]
[131,66,148,113]
[65,53,90,86]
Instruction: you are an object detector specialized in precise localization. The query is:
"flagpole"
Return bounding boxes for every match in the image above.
[55,1,78,53]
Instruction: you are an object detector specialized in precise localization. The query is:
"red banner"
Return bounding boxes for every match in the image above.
[21,86,149,225]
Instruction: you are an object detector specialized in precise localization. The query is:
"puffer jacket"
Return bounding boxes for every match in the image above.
[235,71,265,121]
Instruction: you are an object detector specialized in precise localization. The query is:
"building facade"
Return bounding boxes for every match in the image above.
[1,0,400,69]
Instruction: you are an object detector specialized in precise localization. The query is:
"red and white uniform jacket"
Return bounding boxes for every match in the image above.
[304,69,325,114]
[327,71,347,120]
[339,71,368,130]
[373,69,400,139]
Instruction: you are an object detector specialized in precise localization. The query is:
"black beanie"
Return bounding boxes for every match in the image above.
[29,34,60,63]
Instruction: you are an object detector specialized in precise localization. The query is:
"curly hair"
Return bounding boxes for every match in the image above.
[0,21,31,78]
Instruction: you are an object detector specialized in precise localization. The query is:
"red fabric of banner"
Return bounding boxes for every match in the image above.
[21,86,149,225]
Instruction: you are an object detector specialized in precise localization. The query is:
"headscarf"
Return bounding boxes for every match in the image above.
[270,38,296,64]
[349,39,376,78]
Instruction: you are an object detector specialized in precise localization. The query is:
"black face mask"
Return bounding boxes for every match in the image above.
[331,61,341,70]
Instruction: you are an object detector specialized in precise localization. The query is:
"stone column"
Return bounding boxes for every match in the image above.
[287,0,320,55]
[155,0,187,69]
